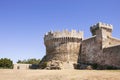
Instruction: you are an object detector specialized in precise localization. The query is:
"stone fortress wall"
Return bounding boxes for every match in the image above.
[103,45,120,68]
[40,22,120,69]
[40,30,83,69]
[79,22,120,69]
[79,36,100,64]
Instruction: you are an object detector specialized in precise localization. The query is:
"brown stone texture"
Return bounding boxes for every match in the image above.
[79,36,102,64]
[40,22,120,69]
[103,45,120,68]
[103,37,120,48]
[40,30,83,69]
[79,22,120,69]
[44,38,81,62]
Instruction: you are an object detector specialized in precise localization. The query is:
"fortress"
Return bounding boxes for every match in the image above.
[40,22,120,69]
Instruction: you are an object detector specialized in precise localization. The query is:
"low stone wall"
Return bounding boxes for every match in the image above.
[14,64,31,70]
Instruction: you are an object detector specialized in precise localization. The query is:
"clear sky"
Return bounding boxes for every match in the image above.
[0,0,120,63]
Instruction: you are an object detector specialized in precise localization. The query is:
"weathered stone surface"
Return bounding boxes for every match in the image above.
[40,22,120,69]
[103,45,120,68]
[79,22,120,69]
[40,30,83,69]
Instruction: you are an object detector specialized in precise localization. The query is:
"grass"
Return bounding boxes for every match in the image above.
[105,70,120,72]
[0,69,120,80]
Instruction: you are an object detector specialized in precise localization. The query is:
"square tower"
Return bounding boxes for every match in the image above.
[90,22,113,48]
[90,22,113,40]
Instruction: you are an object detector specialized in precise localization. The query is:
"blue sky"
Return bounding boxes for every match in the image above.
[0,0,120,63]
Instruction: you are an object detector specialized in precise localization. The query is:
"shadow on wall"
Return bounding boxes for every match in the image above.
[29,64,39,69]
[76,63,120,70]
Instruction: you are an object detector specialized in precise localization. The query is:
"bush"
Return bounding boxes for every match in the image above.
[40,62,47,69]
[92,63,98,69]
[17,58,41,64]
[106,65,118,70]
[29,64,39,69]
[0,58,13,69]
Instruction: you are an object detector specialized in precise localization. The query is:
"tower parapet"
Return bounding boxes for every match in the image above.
[44,30,83,54]
[90,22,113,36]
[44,30,83,41]
[90,22,113,49]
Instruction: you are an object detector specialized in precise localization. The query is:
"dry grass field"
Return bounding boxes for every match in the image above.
[0,69,120,80]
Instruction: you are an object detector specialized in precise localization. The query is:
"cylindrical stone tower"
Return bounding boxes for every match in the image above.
[40,30,83,69]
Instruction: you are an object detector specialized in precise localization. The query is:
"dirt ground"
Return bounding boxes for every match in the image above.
[0,69,120,80]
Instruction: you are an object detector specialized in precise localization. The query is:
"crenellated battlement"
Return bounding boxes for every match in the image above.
[90,22,113,31]
[90,22,113,36]
[44,30,83,41]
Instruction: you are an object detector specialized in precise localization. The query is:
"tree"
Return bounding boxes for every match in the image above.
[0,58,13,69]
[17,58,41,64]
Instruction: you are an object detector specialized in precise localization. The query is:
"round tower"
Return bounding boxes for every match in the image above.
[40,30,83,69]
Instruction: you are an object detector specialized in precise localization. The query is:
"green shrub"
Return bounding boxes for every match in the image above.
[92,63,98,69]
[0,58,13,69]
[40,62,47,69]
[106,65,117,70]
[17,58,41,64]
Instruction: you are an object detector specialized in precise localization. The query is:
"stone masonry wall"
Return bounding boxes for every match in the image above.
[79,36,102,64]
[79,22,120,69]
[40,30,83,69]
[44,38,81,62]
[102,37,120,48]
[103,45,120,68]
